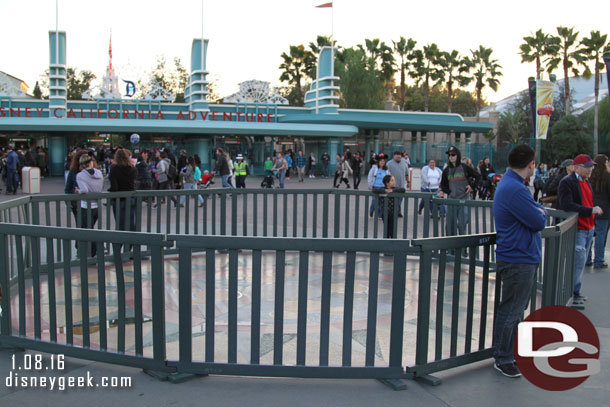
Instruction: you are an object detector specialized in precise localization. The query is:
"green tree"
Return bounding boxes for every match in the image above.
[579,30,610,155]
[66,67,96,100]
[32,81,42,99]
[359,38,396,85]
[436,50,471,113]
[137,56,190,102]
[547,115,593,159]
[336,47,384,109]
[465,45,503,118]
[278,44,316,107]
[409,44,442,112]
[497,111,528,145]
[392,37,417,110]
[519,29,557,80]
[546,27,586,115]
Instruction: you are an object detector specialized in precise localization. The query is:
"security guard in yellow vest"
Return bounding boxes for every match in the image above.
[234,155,248,188]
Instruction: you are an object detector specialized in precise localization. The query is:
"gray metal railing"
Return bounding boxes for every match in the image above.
[0,189,578,386]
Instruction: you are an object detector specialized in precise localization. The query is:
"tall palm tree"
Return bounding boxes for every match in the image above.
[580,30,610,155]
[409,43,442,112]
[392,37,417,110]
[359,38,396,85]
[279,44,316,104]
[546,26,585,115]
[465,45,503,118]
[520,29,557,80]
[436,50,472,113]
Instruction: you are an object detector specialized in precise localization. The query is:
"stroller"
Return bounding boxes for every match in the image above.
[261,170,275,188]
[478,173,496,200]
[198,172,215,189]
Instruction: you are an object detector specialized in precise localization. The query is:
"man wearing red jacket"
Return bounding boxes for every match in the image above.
[558,154,603,307]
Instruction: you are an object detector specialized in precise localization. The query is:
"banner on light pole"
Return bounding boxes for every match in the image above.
[536,80,555,140]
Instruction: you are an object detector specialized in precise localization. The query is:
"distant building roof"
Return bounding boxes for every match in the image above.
[480,73,608,118]
[0,70,31,97]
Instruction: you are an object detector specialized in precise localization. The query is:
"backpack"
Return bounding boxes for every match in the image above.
[167,161,177,180]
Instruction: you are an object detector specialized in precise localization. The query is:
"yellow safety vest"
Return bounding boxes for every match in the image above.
[234,161,247,176]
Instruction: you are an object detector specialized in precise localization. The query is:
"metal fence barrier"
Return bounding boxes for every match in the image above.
[0,189,578,387]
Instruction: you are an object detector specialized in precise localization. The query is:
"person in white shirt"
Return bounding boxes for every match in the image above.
[419,159,443,215]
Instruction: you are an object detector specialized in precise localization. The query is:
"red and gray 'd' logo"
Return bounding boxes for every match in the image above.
[515,305,600,391]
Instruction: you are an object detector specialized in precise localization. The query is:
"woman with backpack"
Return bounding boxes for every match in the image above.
[152,151,177,206]
[180,156,205,207]
[367,153,389,218]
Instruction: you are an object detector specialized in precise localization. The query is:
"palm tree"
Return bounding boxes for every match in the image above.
[580,30,610,155]
[546,27,585,115]
[436,50,472,113]
[409,43,442,112]
[520,29,557,80]
[392,37,417,110]
[359,38,396,85]
[279,44,316,105]
[465,45,503,118]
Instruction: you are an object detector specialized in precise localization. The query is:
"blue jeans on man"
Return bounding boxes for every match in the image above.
[493,261,537,365]
[221,174,233,189]
[278,171,286,188]
[574,228,594,296]
[446,204,470,236]
[6,168,17,193]
[587,218,609,267]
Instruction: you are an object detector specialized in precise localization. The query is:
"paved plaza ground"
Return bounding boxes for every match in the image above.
[1,176,609,406]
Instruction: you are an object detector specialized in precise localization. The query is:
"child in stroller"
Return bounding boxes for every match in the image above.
[261,156,274,188]
[199,170,215,189]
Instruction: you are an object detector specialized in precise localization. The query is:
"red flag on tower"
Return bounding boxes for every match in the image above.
[316,2,332,8]
[109,32,113,72]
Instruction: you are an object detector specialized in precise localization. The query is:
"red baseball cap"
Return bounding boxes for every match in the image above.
[573,154,596,167]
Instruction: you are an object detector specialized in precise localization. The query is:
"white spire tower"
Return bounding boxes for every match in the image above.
[101,30,121,99]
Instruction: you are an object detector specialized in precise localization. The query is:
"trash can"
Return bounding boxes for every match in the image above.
[22,167,41,194]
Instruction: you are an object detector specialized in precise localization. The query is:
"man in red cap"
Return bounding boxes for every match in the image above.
[558,154,603,306]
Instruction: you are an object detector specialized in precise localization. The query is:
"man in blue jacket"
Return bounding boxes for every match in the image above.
[492,144,548,378]
[6,146,19,195]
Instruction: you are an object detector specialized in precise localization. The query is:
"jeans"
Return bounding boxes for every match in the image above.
[493,261,537,365]
[180,183,204,204]
[278,171,286,188]
[445,204,470,236]
[574,228,594,296]
[112,198,137,232]
[6,168,17,193]
[353,173,361,189]
[418,187,442,213]
[221,174,234,188]
[78,207,99,257]
[322,162,329,177]
[297,166,305,181]
[587,218,609,267]
[309,165,315,177]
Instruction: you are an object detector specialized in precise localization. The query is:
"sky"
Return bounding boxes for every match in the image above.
[0,0,608,104]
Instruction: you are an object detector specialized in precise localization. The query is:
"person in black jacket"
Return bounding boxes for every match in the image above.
[214,148,233,188]
[438,146,481,236]
[588,154,610,269]
[108,148,138,232]
[135,151,153,191]
[542,159,574,208]
[558,154,603,306]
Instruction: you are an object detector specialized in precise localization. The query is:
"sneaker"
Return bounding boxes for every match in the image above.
[594,263,608,269]
[586,262,593,267]
[572,297,585,306]
[574,294,588,302]
[494,362,521,378]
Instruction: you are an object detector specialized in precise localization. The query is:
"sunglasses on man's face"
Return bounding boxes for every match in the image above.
[448,153,457,157]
